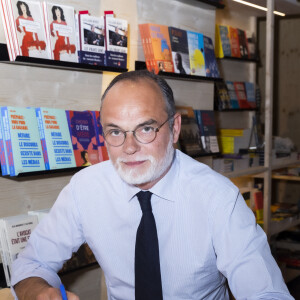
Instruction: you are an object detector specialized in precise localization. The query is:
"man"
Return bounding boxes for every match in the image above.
[87,25,98,45]
[12,70,293,299]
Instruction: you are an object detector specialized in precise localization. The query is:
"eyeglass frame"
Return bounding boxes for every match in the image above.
[103,114,177,147]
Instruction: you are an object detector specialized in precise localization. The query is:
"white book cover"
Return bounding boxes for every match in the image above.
[105,17,128,54]
[79,14,105,54]
[7,0,51,59]
[44,2,78,62]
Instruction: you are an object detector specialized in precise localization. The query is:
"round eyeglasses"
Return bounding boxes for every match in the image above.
[103,115,175,147]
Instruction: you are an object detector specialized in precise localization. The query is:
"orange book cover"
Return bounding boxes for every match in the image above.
[229,26,241,58]
[138,24,152,72]
[142,23,174,74]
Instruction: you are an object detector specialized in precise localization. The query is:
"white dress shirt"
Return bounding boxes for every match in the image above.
[11,150,293,299]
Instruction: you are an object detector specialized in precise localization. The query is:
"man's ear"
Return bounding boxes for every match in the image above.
[172,113,181,144]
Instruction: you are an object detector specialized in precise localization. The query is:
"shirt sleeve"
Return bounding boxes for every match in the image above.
[11,179,85,289]
[212,190,293,300]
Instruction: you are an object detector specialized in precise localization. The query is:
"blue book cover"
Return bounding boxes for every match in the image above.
[194,110,219,153]
[36,107,76,170]
[225,81,239,109]
[168,27,190,75]
[90,111,109,162]
[0,111,9,175]
[219,25,231,57]
[1,106,45,176]
[203,35,220,78]
[187,31,206,76]
[244,82,256,108]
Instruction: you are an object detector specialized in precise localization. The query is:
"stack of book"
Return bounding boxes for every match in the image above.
[214,80,257,110]
[139,23,220,77]
[215,24,257,60]
[0,1,128,68]
[0,106,108,176]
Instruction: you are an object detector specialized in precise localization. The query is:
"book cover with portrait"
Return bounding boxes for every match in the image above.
[168,26,190,75]
[1,106,45,176]
[105,17,128,68]
[65,110,100,167]
[141,23,174,74]
[78,14,106,66]
[35,107,76,170]
[187,31,206,76]
[43,2,78,62]
[6,0,51,59]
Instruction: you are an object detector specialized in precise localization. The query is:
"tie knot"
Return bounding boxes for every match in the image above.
[136,191,153,213]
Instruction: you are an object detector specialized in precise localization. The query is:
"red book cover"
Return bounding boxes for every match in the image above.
[234,82,251,109]
[229,26,241,58]
[65,110,100,167]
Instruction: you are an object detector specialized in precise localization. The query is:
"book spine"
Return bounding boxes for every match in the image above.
[1,107,15,176]
[0,111,8,175]
[35,108,50,170]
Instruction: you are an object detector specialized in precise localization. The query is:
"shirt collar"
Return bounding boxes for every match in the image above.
[122,150,180,203]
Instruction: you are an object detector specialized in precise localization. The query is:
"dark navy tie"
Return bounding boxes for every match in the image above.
[135,191,163,300]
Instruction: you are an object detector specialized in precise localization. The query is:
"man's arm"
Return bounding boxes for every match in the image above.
[14,277,79,300]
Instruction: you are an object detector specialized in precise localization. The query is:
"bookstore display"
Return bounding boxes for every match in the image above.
[0,1,128,70]
[0,106,108,176]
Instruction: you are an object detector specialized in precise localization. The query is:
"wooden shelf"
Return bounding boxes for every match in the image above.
[272,175,300,182]
[221,166,268,178]
[270,214,300,236]
[0,43,127,74]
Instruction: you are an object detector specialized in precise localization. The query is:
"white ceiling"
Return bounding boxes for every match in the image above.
[225,0,300,17]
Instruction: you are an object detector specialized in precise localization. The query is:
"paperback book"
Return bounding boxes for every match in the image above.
[0,114,9,175]
[237,28,249,59]
[1,106,45,176]
[214,81,231,110]
[65,110,100,167]
[105,17,128,68]
[215,24,231,58]
[187,31,206,76]
[36,107,76,170]
[228,26,240,58]
[244,82,256,108]
[176,106,204,157]
[140,23,174,74]
[78,14,106,66]
[1,0,51,60]
[194,110,220,154]
[43,2,78,62]
[203,35,220,78]
[225,81,239,109]
[168,26,190,75]
[234,81,250,109]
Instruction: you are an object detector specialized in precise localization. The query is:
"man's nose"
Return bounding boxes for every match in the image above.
[122,132,140,155]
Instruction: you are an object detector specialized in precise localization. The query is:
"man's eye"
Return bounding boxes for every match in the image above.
[141,126,154,134]
[109,130,123,137]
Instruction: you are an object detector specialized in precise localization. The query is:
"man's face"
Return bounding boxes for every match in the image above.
[101,79,181,190]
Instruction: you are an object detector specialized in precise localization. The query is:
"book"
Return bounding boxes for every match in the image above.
[246,31,257,60]
[78,14,106,66]
[1,106,45,176]
[140,23,174,74]
[237,28,249,59]
[90,111,109,162]
[234,81,250,109]
[225,81,239,109]
[65,110,100,167]
[105,17,128,68]
[176,106,204,157]
[139,24,152,72]
[187,31,206,76]
[215,24,231,58]
[228,26,240,58]
[203,35,220,78]
[194,110,220,154]
[35,107,76,170]
[0,214,38,286]
[1,0,50,60]
[254,190,263,221]
[43,2,78,62]
[168,26,190,75]
[0,114,9,175]
[244,82,256,108]
[214,81,231,110]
